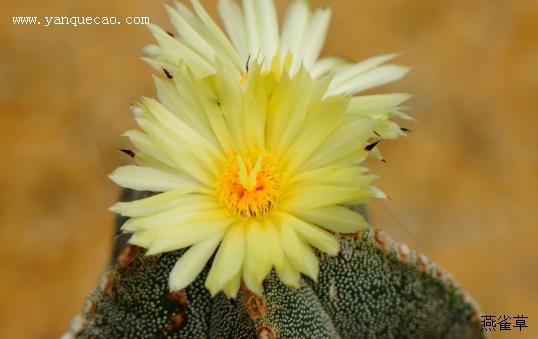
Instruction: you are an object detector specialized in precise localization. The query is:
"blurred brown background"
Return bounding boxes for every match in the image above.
[1,0,537,337]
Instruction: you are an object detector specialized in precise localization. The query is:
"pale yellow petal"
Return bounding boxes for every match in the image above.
[165,4,214,63]
[143,218,232,255]
[242,220,273,295]
[108,165,197,192]
[147,23,214,75]
[121,196,222,231]
[219,0,249,62]
[134,115,215,187]
[242,0,261,57]
[167,1,241,74]
[277,212,339,255]
[302,118,377,171]
[213,59,247,151]
[328,65,409,96]
[373,120,406,139]
[347,93,411,113]
[127,207,227,235]
[300,7,331,69]
[190,0,242,70]
[279,95,348,174]
[241,63,268,151]
[264,216,285,270]
[222,269,242,298]
[275,259,301,288]
[141,98,221,167]
[257,0,279,61]
[205,222,246,296]
[235,0,279,64]
[153,76,217,146]
[280,0,310,72]
[178,60,237,153]
[123,129,177,170]
[109,188,210,217]
[348,186,387,204]
[141,209,230,238]
[280,184,365,211]
[273,69,315,158]
[289,205,370,233]
[242,259,263,296]
[141,44,159,58]
[329,53,397,90]
[310,56,350,78]
[286,166,374,188]
[266,68,317,156]
[168,232,224,291]
[277,219,319,281]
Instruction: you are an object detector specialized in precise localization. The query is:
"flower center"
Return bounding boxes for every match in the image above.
[217,151,281,218]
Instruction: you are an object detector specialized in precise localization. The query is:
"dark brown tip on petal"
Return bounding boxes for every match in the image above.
[163,68,173,79]
[120,149,135,158]
[373,130,381,137]
[166,31,175,37]
[401,127,411,133]
[114,229,126,238]
[246,54,251,72]
[365,140,381,151]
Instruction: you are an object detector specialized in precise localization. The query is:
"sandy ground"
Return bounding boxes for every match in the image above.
[1,0,537,338]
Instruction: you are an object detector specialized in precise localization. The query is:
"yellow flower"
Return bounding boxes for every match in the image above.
[109,0,410,298]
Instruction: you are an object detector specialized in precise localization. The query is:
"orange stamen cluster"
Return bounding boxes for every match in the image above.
[217,151,281,218]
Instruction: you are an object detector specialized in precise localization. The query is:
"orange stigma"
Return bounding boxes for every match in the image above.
[217,151,281,218]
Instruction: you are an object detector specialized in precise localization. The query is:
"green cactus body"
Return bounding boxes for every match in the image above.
[65,191,483,339]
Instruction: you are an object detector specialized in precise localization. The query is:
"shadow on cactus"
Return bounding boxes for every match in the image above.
[64,0,483,338]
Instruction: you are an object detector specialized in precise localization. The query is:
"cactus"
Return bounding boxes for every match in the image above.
[64,190,483,338]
